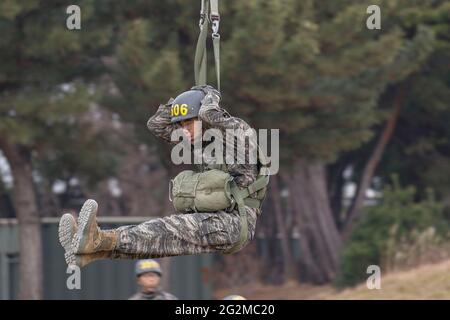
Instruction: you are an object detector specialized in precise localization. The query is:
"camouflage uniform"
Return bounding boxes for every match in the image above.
[111,88,261,259]
[128,290,178,300]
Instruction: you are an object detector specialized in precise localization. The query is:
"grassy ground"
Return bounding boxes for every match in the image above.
[214,259,450,300]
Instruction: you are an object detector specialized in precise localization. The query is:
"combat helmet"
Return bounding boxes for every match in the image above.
[170,85,220,123]
[135,259,162,277]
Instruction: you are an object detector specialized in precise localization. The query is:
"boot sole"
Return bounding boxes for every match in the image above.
[58,213,77,266]
[72,199,98,255]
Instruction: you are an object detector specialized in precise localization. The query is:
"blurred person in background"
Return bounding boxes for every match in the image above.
[129,259,178,300]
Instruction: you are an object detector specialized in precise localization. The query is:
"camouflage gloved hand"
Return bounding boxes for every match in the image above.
[190,85,221,104]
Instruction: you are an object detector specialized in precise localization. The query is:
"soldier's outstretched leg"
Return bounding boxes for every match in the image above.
[59,199,258,267]
[111,208,256,260]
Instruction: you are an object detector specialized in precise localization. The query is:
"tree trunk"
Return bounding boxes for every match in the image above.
[269,175,296,281]
[327,158,350,231]
[289,160,342,283]
[0,140,43,299]
[343,85,406,239]
[284,176,320,282]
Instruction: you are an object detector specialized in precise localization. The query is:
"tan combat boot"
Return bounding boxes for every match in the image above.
[58,213,78,266]
[58,212,113,268]
[72,199,118,255]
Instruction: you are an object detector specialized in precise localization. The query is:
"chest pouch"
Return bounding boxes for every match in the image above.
[169,169,234,213]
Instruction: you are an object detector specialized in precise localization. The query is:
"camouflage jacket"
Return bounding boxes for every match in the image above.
[128,290,178,300]
[147,87,259,191]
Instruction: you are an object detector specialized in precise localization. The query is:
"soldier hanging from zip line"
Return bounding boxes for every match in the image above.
[58,85,270,267]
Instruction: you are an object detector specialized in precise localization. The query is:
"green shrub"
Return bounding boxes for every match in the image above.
[335,175,447,288]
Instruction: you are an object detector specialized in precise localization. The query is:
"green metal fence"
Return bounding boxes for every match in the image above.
[0,217,213,300]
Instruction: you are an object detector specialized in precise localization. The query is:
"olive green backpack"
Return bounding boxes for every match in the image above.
[169,149,270,254]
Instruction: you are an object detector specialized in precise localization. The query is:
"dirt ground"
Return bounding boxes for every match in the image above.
[214,259,450,300]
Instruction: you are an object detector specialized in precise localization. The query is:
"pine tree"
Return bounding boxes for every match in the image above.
[378,2,450,199]
[0,1,117,298]
[221,0,435,282]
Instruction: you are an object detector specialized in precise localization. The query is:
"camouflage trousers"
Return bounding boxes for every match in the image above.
[110,207,259,259]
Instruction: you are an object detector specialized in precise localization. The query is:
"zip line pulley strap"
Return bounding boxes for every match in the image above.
[194,0,221,91]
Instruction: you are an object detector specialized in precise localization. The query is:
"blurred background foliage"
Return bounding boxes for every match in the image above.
[337,175,449,287]
[0,0,449,298]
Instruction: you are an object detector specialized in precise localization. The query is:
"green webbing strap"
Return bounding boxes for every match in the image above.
[237,175,270,200]
[210,0,220,91]
[224,175,269,254]
[244,197,260,209]
[194,0,208,86]
[194,0,221,90]
[224,182,249,254]
[212,31,220,91]
[209,0,219,16]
